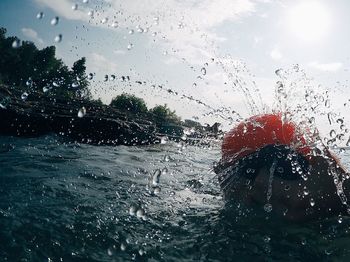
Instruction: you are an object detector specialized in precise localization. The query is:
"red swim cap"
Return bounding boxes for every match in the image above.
[222,113,311,164]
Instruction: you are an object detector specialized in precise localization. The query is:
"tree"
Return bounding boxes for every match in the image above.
[149,104,181,124]
[110,93,148,114]
[0,27,91,99]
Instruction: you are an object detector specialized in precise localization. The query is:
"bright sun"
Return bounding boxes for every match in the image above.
[287,1,331,42]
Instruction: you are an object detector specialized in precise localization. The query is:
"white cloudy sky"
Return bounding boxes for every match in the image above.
[1,0,350,131]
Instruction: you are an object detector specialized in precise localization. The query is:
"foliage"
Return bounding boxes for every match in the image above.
[0,27,90,99]
[110,93,148,114]
[149,104,181,124]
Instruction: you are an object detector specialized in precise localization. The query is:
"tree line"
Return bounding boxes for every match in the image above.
[0,27,182,125]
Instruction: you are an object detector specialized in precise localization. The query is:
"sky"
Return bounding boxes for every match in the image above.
[1,0,350,133]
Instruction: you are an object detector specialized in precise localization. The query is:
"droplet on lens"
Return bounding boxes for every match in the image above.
[54,34,62,43]
[36,12,44,19]
[77,107,86,118]
[51,16,59,26]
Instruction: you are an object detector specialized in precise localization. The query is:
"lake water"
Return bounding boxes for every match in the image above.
[1,135,350,261]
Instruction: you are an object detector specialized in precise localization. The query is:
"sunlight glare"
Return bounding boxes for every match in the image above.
[287,1,331,42]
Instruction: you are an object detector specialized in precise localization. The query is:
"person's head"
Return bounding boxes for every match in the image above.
[215,113,347,222]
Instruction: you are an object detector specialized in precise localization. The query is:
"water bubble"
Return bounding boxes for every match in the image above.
[301,239,307,245]
[71,82,79,88]
[128,29,134,35]
[201,67,206,75]
[21,92,28,101]
[310,198,315,207]
[263,203,272,212]
[36,12,44,19]
[129,205,137,216]
[88,10,94,17]
[161,167,168,175]
[53,81,60,87]
[110,75,116,81]
[54,34,62,43]
[136,26,144,33]
[192,83,197,88]
[87,73,93,80]
[12,39,20,49]
[72,3,78,10]
[127,43,133,50]
[164,155,170,162]
[50,17,59,26]
[152,32,157,37]
[101,17,108,24]
[303,189,309,196]
[111,22,118,28]
[77,107,86,118]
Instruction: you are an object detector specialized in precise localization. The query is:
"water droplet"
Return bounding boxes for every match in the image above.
[275,68,284,78]
[104,75,108,81]
[87,73,93,80]
[111,22,118,28]
[201,67,206,75]
[277,167,284,173]
[301,239,307,245]
[310,198,315,207]
[54,34,62,43]
[127,43,133,50]
[338,216,343,223]
[136,208,145,218]
[325,99,331,108]
[129,205,137,215]
[72,3,78,10]
[152,32,157,37]
[181,134,187,141]
[88,10,94,17]
[110,75,116,81]
[36,12,44,19]
[153,187,161,195]
[138,249,145,256]
[263,235,271,243]
[71,82,79,88]
[128,29,134,35]
[77,107,86,118]
[107,247,113,256]
[160,136,168,144]
[152,169,161,186]
[12,39,20,49]
[120,243,126,251]
[50,17,59,26]
[21,92,28,101]
[53,81,60,87]
[263,203,272,212]
[330,129,336,138]
[83,0,89,3]
[43,86,51,93]
[136,26,144,33]
[164,155,170,162]
[26,78,33,87]
[101,17,108,24]
[192,83,197,88]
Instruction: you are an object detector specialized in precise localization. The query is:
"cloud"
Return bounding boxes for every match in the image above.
[21,27,44,45]
[270,47,282,60]
[88,52,118,73]
[308,61,343,72]
[34,0,256,64]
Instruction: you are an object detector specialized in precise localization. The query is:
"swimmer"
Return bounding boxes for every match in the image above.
[214,113,349,222]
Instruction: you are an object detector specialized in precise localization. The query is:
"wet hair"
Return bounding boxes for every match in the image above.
[215,144,310,190]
